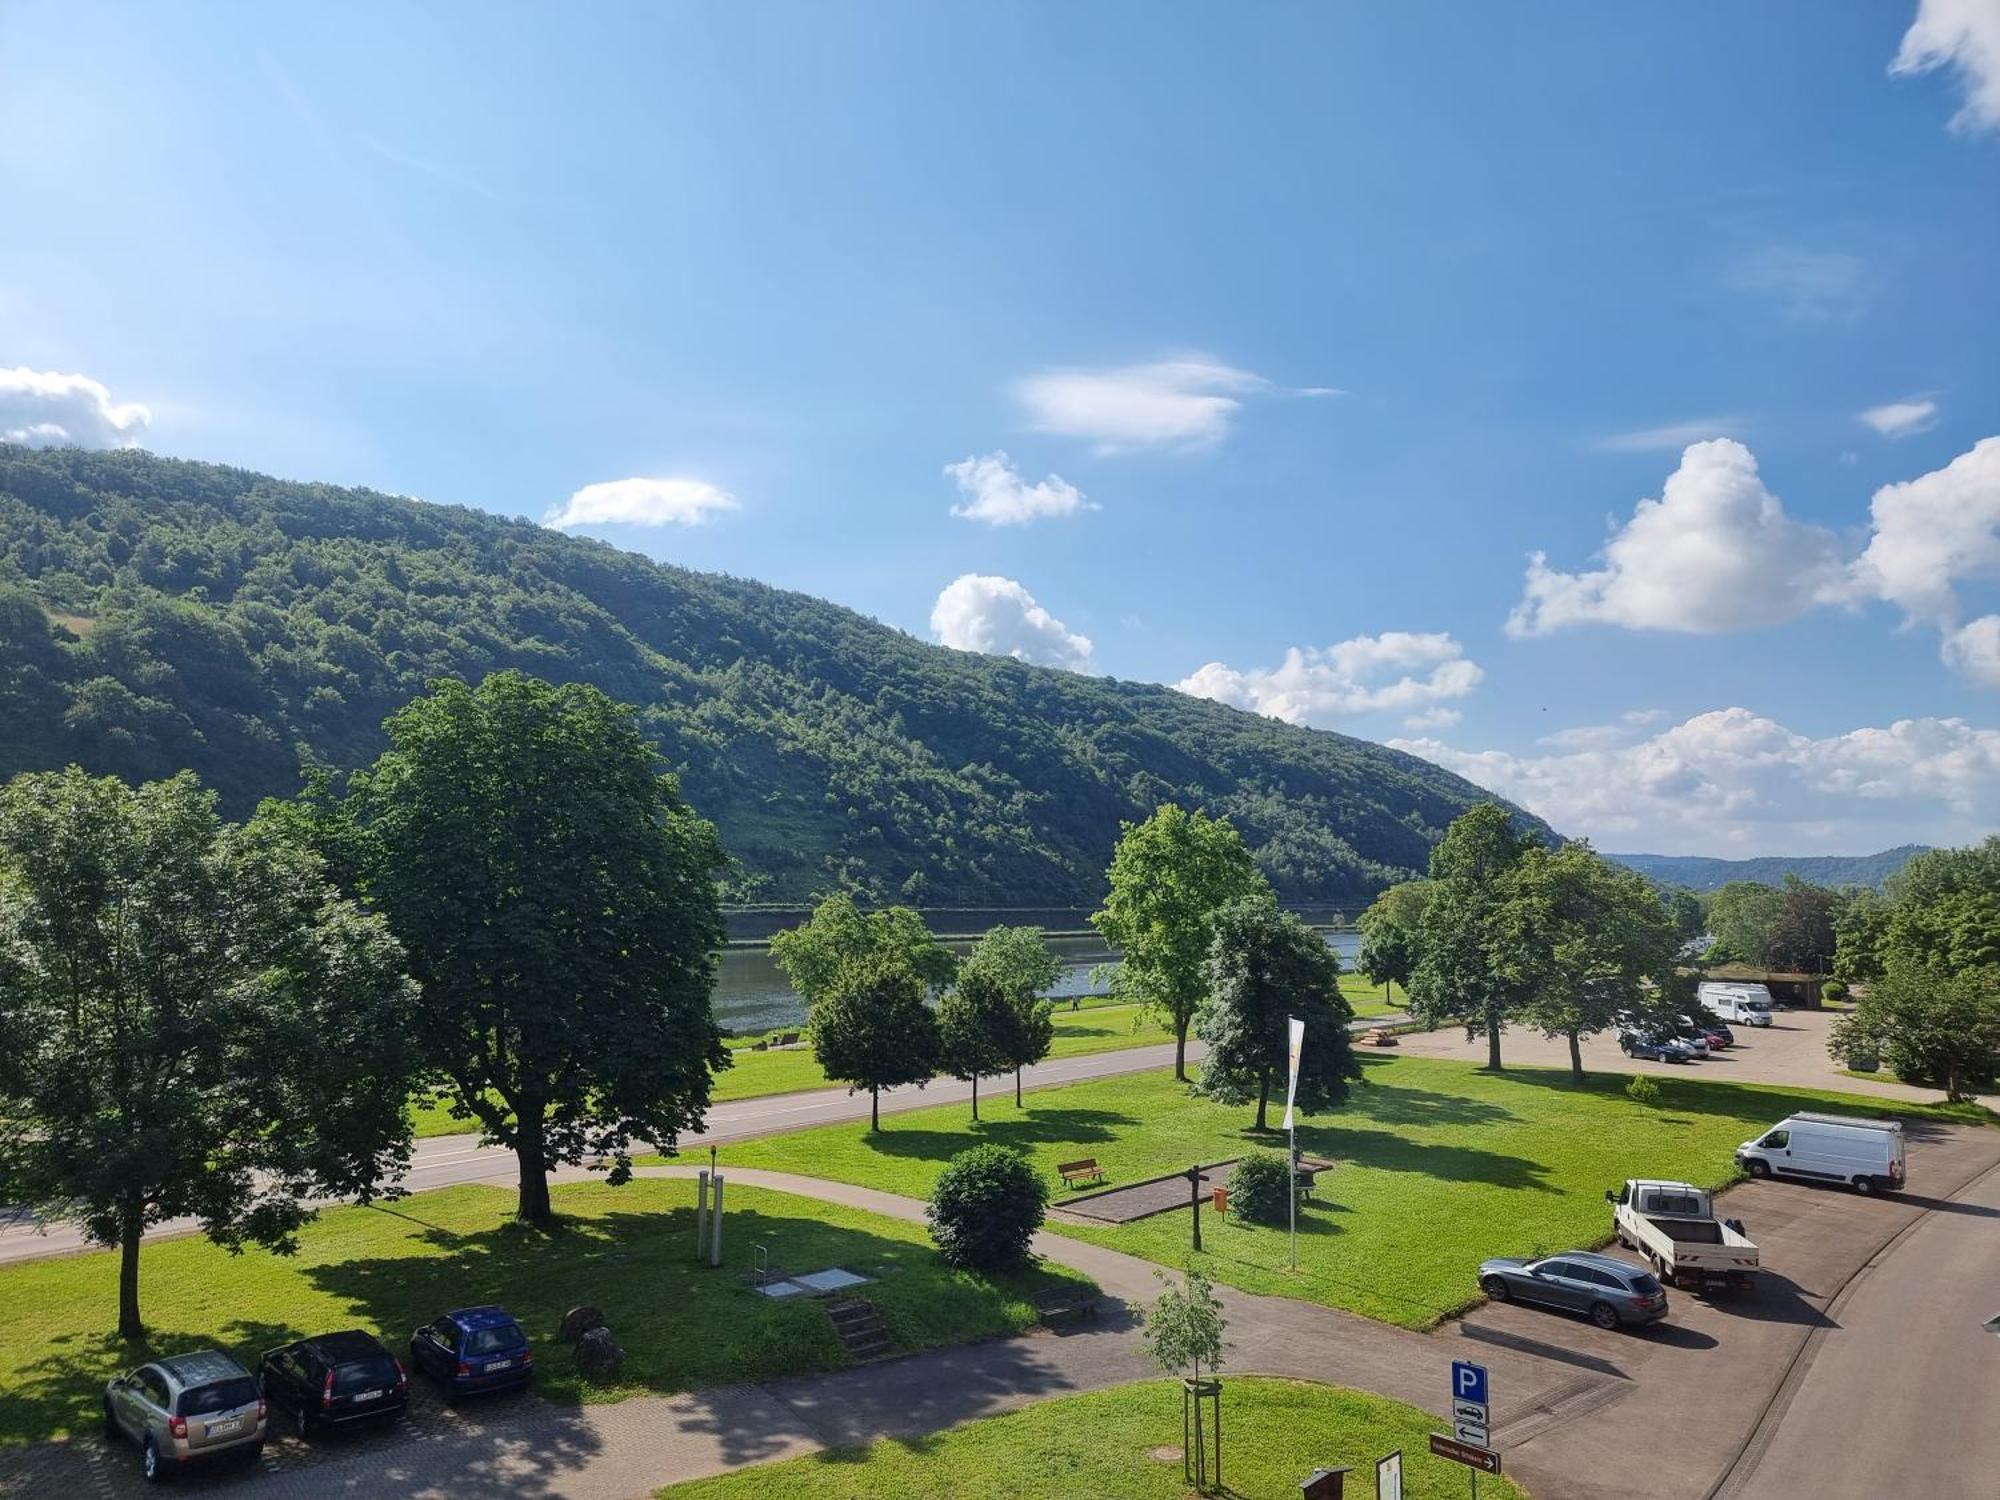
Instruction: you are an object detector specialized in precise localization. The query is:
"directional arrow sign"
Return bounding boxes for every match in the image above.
[1985,1311,2000,1338]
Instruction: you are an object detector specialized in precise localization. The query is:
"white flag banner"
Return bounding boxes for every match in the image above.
[1281,1014,1305,1131]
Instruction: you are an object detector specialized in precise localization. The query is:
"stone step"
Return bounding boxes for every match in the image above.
[825,1298,892,1359]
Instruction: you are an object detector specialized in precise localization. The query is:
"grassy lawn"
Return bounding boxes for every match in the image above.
[717,1053,1982,1330]
[659,1377,1526,1499]
[0,1179,1091,1447]
[1339,973,1407,1017]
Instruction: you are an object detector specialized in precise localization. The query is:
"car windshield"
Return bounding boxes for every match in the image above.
[333,1356,399,1394]
[178,1377,260,1416]
[466,1325,523,1355]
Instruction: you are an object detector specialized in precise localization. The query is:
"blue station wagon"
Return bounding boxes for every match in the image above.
[408,1306,534,1399]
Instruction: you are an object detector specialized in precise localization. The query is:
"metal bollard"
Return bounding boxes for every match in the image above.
[695,1169,711,1259]
[709,1173,725,1267]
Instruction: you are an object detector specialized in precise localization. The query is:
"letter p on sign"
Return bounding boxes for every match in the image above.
[1451,1361,1488,1408]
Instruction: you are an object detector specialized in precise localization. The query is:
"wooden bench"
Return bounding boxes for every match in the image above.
[1057,1158,1106,1190]
[1037,1292,1101,1328]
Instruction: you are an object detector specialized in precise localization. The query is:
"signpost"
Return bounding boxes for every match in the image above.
[1376,1449,1402,1500]
[1441,1361,1495,1494]
[1282,1015,1305,1269]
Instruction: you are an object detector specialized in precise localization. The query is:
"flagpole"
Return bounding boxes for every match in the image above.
[1288,1113,1297,1269]
[1283,1014,1304,1272]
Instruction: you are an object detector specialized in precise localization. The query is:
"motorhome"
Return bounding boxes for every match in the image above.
[1699,981,1772,1027]
[1736,1113,1906,1194]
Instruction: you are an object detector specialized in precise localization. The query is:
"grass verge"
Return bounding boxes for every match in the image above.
[658,1377,1526,1499]
[0,1179,1091,1447]
[717,1053,1983,1330]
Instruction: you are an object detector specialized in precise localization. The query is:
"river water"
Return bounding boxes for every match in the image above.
[714,927,1362,1035]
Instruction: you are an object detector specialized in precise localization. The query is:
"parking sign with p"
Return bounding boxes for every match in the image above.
[1452,1361,1488,1408]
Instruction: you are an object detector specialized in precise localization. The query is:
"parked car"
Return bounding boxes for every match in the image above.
[259,1330,408,1438]
[1619,1030,1693,1062]
[1697,1020,1736,1048]
[1736,1112,1906,1194]
[1674,1027,1711,1058]
[103,1350,266,1483]
[1608,1178,1757,1290]
[1478,1251,1669,1330]
[408,1306,534,1399]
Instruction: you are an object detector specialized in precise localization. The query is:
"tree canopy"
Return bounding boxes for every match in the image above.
[0,767,416,1337]
[1408,803,1537,1068]
[808,951,942,1130]
[959,924,1062,1106]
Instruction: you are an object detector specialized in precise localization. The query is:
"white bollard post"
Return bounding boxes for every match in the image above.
[710,1174,725,1267]
[695,1169,711,1259]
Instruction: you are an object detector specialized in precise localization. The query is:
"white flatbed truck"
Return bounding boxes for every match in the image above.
[1607,1178,1758,1291]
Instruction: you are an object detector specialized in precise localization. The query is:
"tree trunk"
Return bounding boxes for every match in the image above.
[515,1111,554,1228]
[1015,1066,1023,1108]
[1568,1029,1584,1083]
[1254,1070,1270,1132]
[1486,1012,1502,1070]
[117,1200,145,1341]
[970,1073,979,1122]
[1174,1016,1189,1083]
[870,1085,880,1132]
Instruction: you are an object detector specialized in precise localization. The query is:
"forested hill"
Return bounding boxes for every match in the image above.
[1607,846,1928,893]
[0,445,1547,905]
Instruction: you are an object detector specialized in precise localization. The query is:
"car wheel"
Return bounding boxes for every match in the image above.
[141,1436,166,1483]
[1852,1175,1877,1195]
[1480,1274,1510,1301]
[1589,1301,1620,1330]
[1746,1159,1771,1179]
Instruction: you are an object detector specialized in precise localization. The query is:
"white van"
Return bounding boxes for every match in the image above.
[1736,1112,1906,1194]
[1699,982,1773,1027]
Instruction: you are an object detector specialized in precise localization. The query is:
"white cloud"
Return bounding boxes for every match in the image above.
[0,366,150,449]
[1859,397,1940,439]
[1894,0,2000,132]
[1592,418,1747,453]
[1404,707,1463,731]
[1393,707,2000,854]
[1944,616,2000,685]
[1507,439,1847,638]
[945,451,1093,526]
[1175,631,1483,727]
[543,476,740,529]
[1730,246,1868,322]
[929,574,1093,672]
[1850,436,2000,627]
[1014,357,1279,452]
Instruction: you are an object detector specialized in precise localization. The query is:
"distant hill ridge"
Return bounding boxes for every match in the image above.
[1607,846,1929,892]
[0,444,1551,906]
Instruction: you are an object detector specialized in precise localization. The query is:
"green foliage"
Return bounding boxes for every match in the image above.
[331,671,728,1224]
[1872,839,2000,976]
[1609,847,1926,893]
[936,969,1019,1119]
[1093,804,1267,1078]
[1663,886,1706,947]
[1700,878,1846,971]
[770,893,958,1004]
[0,444,1549,907]
[1357,879,1429,991]
[925,1144,1049,1271]
[1624,1073,1661,1106]
[1832,887,1891,983]
[1226,1150,1294,1226]
[809,953,942,1129]
[1821,979,1849,1003]
[1827,962,2000,1102]
[0,767,417,1337]
[1141,1264,1226,1380]
[1408,803,1538,1065]
[960,923,1064,1003]
[1195,896,1359,1127]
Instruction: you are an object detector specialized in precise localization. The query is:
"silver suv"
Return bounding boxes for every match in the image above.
[103,1350,266,1482]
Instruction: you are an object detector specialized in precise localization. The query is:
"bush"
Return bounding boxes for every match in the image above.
[926,1144,1048,1271]
[1822,980,1849,1004]
[1228,1150,1293,1226]
[1625,1074,1661,1106]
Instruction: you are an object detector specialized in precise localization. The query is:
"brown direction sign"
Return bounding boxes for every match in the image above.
[1429,1433,1502,1474]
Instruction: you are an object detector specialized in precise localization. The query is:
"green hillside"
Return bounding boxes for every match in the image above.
[1607,846,1928,892]
[0,445,1547,905]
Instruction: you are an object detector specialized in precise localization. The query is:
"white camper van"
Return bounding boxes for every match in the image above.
[1736,1112,1906,1194]
[1699,982,1773,1027]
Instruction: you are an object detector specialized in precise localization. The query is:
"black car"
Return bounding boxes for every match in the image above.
[259,1330,408,1438]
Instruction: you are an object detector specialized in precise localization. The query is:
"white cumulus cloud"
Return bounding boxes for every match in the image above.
[1175,631,1483,727]
[543,476,740,529]
[1894,0,2000,132]
[1859,397,1940,439]
[0,366,150,449]
[945,451,1094,526]
[929,574,1093,672]
[1015,357,1316,453]
[1850,436,2000,627]
[1393,708,2000,854]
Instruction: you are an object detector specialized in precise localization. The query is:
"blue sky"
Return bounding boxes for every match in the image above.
[3,2,1999,855]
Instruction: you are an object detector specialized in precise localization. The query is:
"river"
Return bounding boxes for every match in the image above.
[714,927,1362,1034]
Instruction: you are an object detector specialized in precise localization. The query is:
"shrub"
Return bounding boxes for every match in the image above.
[1822,980,1849,1004]
[1625,1073,1661,1106]
[926,1144,1048,1271]
[1228,1150,1293,1226]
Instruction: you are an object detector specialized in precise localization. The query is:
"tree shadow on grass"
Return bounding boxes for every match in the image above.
[1488,1065,1982,1131]
[1342,1075,1520,1129]
[852,1107,1142,1165]
[1293,1126,1556,1193]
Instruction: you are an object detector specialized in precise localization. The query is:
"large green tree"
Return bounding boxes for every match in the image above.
[337,672,729,1228]
[1491,843,1684,1082]
[1408,803,1536,1069]
[960,924,1063,1106]
[1827,961,2000,1102]
[770,893,959,1005]
[1703,881,1785,966]
[0,768,416,1338]
[1764,876,1844,973]
[1093,804,1266,1081]
[937,969,1018,1122]
[1356,879,1429,1001]
[1194,896,1359,1129]
[809,952,942,1130]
